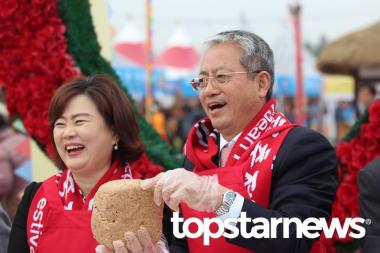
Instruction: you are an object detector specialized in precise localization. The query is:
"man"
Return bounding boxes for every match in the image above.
[358,157,380,253]
[105,30,338,253]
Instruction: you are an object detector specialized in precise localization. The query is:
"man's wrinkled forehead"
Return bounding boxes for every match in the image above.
[199,43,243,76]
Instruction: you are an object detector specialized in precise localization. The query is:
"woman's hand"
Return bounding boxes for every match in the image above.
[95,227,167,253]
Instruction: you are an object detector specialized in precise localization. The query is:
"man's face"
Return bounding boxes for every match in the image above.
[198,42,267,140]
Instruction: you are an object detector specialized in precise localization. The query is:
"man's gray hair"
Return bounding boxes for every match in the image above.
[204,30,274,100]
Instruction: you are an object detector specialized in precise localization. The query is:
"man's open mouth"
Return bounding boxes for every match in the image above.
[209,102,226,111]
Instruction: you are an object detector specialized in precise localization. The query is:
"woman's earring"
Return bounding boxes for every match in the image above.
[114,143,118,151]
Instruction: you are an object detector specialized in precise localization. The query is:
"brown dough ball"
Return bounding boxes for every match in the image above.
[91,179,163,249]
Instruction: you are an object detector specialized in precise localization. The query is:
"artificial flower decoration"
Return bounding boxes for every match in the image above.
[0,0,180,178]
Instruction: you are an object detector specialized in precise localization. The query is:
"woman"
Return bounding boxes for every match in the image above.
[8,74,165,253]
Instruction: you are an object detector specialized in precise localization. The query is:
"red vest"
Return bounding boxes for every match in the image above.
[181,126,293,253]
[27,176,98,253]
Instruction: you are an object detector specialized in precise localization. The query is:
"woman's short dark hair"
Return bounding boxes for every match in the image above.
[49,74,145,168]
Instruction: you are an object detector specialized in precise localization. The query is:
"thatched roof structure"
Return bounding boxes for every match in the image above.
[317,21,380,75]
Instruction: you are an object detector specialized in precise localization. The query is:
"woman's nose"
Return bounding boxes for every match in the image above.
[62,125,76,139]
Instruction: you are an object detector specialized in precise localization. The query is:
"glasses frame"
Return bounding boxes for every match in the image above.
[190,70,262,91]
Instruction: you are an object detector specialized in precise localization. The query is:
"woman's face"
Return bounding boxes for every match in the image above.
[53,95,117,176]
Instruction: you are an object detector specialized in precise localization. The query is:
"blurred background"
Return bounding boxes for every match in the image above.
[1,0,380,181]
[104,0,380,146]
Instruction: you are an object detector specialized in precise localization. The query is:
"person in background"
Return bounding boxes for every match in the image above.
[358,157,380,253]
[357,84,376,117]
[109,30,338,253]
[0,102,29,221]
[307,97,323,132]
[335,100,356,141]
[165,114,183,149]
[282,98,295,123]
[8,74,168,253]
[151,101,167,139]
[0,204,11,253]
[178,98,206,143]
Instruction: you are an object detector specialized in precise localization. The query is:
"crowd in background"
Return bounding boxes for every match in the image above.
[145,82,378,151]
[0,82,378,156]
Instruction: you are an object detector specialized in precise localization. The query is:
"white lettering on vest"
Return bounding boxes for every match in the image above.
[233,108,287,161]
[250,142,271,168]
[88,199,94,210]
[59,174,75,198]
[64,201,73,210]
[241,108,274,151]
[244,171,259,198]
[29,197,47,251]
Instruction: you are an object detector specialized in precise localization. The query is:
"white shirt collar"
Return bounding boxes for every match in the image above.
[219,132,241,151]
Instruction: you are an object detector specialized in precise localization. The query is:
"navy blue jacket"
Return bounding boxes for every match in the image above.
[170,126,338,253]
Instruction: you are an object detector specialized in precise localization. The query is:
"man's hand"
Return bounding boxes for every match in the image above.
[95,227,167,253]
[140,168,227,212]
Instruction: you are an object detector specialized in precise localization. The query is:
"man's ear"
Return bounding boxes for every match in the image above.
[257,71,271,99]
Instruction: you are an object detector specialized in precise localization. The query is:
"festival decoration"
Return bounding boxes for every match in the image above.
[0,0,180,174]
[320,100,380,252]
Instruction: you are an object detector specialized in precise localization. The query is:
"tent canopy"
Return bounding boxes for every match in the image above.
[113,20,147,67]
[317,21,380,75]
[156,27,200,70]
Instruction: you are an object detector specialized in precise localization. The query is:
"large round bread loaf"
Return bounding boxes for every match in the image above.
[91,179,163,249]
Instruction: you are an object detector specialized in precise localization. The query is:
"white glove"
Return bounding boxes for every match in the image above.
[95,227,168,253]
[140,168,227,212]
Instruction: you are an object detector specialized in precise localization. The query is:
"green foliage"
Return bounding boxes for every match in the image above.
[342,110,368,142]
[57,0,180,170]
[336,239,362,253]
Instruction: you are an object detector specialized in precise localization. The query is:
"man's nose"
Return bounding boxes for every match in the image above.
[202,78,221,96]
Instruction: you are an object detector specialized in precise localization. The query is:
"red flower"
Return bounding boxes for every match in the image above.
[360,133,378,152]
[33,0,48,5]
[339,176,359,209]
[336,141,352,166]
[60,65,80,81]
[0,0,79,149]
[360,122,380,141]
[131,153,164,179]
[0,0,167,218]
[352,147,370,170]
[0,1,18,18]
[369,100,380,124]
[324,97,380,250]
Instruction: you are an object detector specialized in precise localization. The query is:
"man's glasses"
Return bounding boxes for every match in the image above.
[190,70,262,91]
